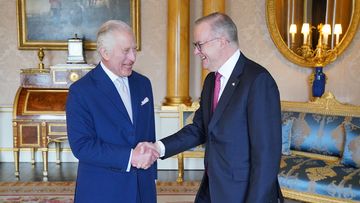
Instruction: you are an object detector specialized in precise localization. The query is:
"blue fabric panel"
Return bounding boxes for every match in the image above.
[279,155,360,201]
[282,111,345,156]
[281,111,300,123]
[282,119,293,155]
[351,117,360,127]
[341,123,360,168]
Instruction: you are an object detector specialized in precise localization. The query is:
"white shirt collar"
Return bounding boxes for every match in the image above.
[100,61,128,82]
[217,49,240,79]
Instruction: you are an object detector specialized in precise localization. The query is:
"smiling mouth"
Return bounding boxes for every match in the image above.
[123,64,133,68]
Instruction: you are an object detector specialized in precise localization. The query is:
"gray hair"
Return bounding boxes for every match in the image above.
[96,20,133,53]
[195,12,238,45]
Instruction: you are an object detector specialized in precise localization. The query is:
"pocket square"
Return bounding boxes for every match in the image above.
[141,97,149,106]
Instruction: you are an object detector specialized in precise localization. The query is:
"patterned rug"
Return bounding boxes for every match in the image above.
[0,181,199,203]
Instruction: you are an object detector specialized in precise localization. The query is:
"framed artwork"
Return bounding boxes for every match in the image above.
[17,0,140,50]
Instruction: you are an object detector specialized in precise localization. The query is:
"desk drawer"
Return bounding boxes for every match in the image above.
[13,121,43,148]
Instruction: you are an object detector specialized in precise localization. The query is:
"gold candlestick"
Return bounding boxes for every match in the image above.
[38,48,45,70]
[20,48,49,74]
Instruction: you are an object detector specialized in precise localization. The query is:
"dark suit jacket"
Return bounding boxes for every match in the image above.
[161,53,283,203]
[66,64,157,203]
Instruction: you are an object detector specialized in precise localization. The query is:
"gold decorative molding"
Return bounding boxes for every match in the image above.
[131,0,141,51]
[20,68,50,74]
[13,122,18,146]
[0,147,72,153]
[17,0,141,50]
[281,92,360,117]
[19,123,40,147]
[281,188,358,203]
[12,87,22,119]
[163,97,192,106]
[47,123,67,136]
[178,102,200,127]
[41,122,47,147]
[183,151,204,158]
[52,69,68,84]
[291,150,340,162]
[159,115,179,118]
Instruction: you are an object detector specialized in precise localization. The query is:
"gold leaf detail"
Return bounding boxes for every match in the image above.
[306,167,336,182]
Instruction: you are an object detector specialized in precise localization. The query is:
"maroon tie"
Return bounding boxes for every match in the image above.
[206,72,221,175]
[212,72,222,112]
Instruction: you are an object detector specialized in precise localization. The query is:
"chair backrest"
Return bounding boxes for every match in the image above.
[178,102,204,153]
[281,92,360,160]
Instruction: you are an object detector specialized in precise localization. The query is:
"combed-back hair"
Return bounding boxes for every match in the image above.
[195,12,238,45]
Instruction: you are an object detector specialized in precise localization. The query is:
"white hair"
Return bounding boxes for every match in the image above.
[96,20,133,53]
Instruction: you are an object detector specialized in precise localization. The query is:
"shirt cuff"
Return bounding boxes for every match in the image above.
[156,141,165,157]
[126,149,133,172]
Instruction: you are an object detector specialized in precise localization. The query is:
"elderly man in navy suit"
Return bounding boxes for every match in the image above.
[142,12,283,203]
[66,20,159,203]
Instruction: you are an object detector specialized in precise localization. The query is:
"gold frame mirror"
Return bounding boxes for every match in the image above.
[266,0,360,67]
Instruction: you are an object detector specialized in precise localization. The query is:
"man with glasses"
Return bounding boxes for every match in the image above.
[139,12,283,203]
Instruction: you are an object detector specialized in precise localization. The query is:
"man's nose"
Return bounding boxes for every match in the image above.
[128,49,136,61]
[193,47,200,55]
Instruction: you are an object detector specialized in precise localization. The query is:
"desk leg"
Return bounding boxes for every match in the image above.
[14,148,19,177]
[42,149,48,177]
[177,153,184,183]
[30,148,35,164]
[55,142,61,164]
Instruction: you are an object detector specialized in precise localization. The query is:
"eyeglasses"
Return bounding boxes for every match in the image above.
[193,38,220,51]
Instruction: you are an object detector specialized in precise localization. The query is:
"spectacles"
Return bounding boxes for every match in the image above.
[193,38,220,51]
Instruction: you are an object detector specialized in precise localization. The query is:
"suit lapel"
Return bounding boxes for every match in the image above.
[91,65,133,124]
[128,74,139,128]
[203,73,214,127]
[208,53,246,131]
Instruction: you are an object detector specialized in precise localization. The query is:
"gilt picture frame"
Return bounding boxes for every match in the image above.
[17,0,140,50]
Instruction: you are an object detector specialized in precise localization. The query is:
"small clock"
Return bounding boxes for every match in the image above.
[67,34,86,64]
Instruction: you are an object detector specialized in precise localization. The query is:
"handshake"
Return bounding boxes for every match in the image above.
[130,142,160,169]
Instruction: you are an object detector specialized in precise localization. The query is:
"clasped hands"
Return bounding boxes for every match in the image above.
[131,142,160,169]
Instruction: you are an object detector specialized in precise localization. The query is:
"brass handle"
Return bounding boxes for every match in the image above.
[69,72,79,82]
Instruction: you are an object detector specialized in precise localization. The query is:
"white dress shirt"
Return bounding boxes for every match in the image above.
[216,49,240,101]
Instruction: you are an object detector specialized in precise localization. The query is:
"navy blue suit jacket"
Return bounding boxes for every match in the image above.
[161,53,283,203]
[66,64,157,203]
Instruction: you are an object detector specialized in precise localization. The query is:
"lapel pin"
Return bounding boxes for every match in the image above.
[232,82,235,86]
[141,97,149,106]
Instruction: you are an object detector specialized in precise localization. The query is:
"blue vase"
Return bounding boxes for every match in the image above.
[312,67,326,97]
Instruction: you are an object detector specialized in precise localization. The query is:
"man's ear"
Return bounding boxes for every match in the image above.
[220,37,229,47]
[99,47,111,61]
